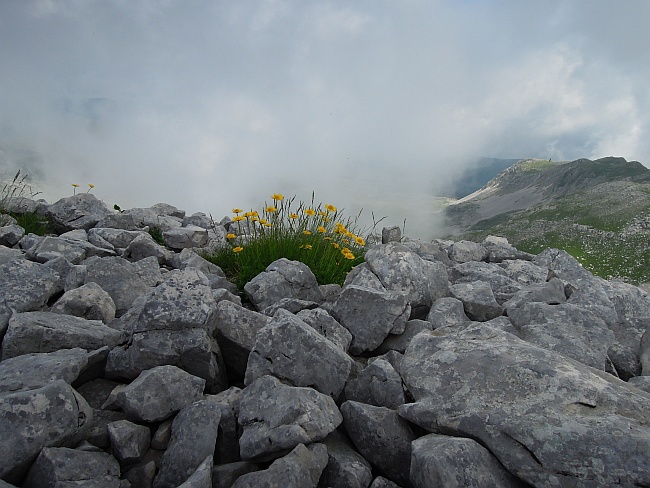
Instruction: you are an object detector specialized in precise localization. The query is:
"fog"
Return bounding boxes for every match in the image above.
[1,1,648,238]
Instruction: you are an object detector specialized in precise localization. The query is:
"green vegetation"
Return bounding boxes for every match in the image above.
[148,225,165,245]
[517,159,562,172]
[0,170,55,235]
[202,193,375,291]
[454,183,650,284]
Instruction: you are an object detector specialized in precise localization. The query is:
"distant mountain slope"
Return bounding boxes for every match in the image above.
[449,157,522,198]
[445,157,650,284]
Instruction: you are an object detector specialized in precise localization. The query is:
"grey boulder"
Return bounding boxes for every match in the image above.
[448,281,504,321]
[50,281,117,323]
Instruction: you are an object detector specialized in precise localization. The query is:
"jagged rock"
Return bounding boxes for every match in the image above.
[0,258,60,333]
[163,224,208,250]
[132,255,165,286]
[369,477,401,488]
[534,248,594,289]
[448,240,488,263]
[607,318,647,379]
[364,242,448,316]
[508,302,614,369]
[628,376,650,393]
[50,281,117,323]
[341,401,416,488]
[213,300,270,378]
[231,443,328,488]
[449,261,522,304]
[85,256,152,316]
[183,212,212,228]
[261,297,319,316]
[206,387,242,465]
[343,262,386,290]
[382,226,401,244]
[123,232,175,265]
[482,235,534,262]
[497,258,548,285]
[107,419,151,464]
[503,277,566,311]
[0,347,88,393]
[244,258,324,311]
[425,296,470,329]
[319,430,373,488]
[46,193,115,232]
[114,365,206,423]
[296,307,353,352]
[238,375,342,461]
[567,277,619,326]
[212,462,261,488]
[343,358,406,409]
[176,455,213,488]
[154,399,221,488]
[0,224,24,247]
[1,311,121,359]
[400,238,452,266]
[331,285,410,355]
[24,235,88,263]
[375,319,433,355]
[601,279,650,320]
[88,227,145,251]
[448,281,504,321]
[641,326,650,375]
[106,328,227,393]
[151,418,173,450]
[410,434,526,488]
[121,206,182,231]
[244,309,353,398]
[0,380,93,483]
[399,325,650,487]
[0,244,24,263]
[123,460,157,488]
[22,447,122,488]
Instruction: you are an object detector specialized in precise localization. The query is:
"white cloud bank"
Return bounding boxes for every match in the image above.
[1,0,648,238]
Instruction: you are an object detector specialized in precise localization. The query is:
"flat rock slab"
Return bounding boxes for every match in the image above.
[1,311,122,359]
[0,347,88,393]
[448,281,504,321]
[399,325,650,487]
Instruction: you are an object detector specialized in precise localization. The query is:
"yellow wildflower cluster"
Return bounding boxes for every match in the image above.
[224,193,367,265]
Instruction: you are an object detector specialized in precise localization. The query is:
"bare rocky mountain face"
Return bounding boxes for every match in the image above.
[1,193,650,487]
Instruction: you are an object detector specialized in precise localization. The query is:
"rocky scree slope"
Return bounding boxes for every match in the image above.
[0,193,650,487]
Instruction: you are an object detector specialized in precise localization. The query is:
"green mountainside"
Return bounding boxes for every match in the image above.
[445,157,650,284]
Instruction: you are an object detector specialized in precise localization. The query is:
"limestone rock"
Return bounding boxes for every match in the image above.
[448,240,488,263]
[344,358,406,409]
[163,224,208,250]
[154,399,221,488]
[425,296,470,329]
[399,325,650,487]
[319,430,373,488]
[331,285,410,355]
[1,311,122,359]
[114,365,206,423]
[244,309,353,398]
[50,281,117,323]
[22,447,122,488]
[296,307,353,352]
[231,443,328,488]
[365,242,448,316]
[46,193,115,232]
[0,380,93,483]
[107,419,151,465]
[238,375,342,461]
[341,400,416,488]
[244,258,324,312]
[448,281,504,321]
[410,434,526,488]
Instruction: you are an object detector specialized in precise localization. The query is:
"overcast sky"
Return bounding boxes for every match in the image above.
[1,1,649,237]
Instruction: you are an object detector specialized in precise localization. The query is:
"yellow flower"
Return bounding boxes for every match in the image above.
[305,208,315,216]
[301,244,313,250]
[324,236,332,241]
[343,251,355,260]
[355,236,366,246]
[322,217,331,223]
[232,215,245,222]
[325,204,337,213]
[318,211,327,217]
[233,246,244,253]
[272,193,284,201]
[317,226,326,233]
[263,222,272,227]
[232,208,243,214]
[259,219,268,225]
[265,206,277,213]
[342,247,352,254]
[303,230,312,235]
[71,183,80,187]
[226,233,236,239]
[250,217,259,222]
[331,242,340,249]
[289,213,298,219]
[249,210,259,217]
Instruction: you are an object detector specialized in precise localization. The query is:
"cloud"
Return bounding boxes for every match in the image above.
[1,0,648,239]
